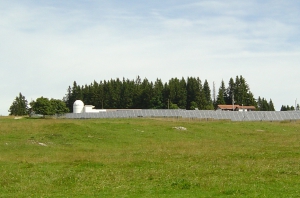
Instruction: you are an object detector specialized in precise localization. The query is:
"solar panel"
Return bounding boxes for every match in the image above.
[65,110,300,121]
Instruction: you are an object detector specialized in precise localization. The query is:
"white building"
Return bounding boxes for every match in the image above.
[73,100,106,113]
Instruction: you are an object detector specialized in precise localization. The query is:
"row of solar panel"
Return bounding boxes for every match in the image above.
[65,110,300,121]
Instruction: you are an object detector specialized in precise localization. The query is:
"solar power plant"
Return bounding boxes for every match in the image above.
[65,110,300,121]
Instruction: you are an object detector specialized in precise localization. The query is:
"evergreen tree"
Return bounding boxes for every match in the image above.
[64,86,73,112]
[63,75,273,111]
[121,78,134,109]
[257,97,262,110]
[197,78,206,110]
[225,78,235,105]
[8,93,29,116]
[150,79,164,109]
[245,91,257,107]
[102,80,109,109]
[186,77,201,110]
[268,99,275,111]
[132,76,142,108]
[280,105,287,111]
[203,79,214,110]
[216,80,226,108]
[90,81,101,109]
[139,78,153,109]
[168,78,186,109]
[178,77,187,109]
[234,76,251,106]
[258,98,270,111]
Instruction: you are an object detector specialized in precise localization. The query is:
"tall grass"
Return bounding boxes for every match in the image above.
[0,117,299,197]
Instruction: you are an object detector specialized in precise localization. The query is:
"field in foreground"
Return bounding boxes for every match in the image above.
[0,117,299,197]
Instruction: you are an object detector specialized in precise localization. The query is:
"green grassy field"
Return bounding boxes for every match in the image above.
[0,117,299,197]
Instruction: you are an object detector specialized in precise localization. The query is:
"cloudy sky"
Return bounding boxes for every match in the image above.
[1,0,300,115]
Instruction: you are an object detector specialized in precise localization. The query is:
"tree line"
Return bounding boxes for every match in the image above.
[64,75,275,112]
[9,75,281,116]
[8,93,69,116]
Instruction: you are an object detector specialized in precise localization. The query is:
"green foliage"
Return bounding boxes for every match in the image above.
[216,80,226,106]
[169,103,179,109]
[31,97,54,116]
[50,99,69,115]
[31,97,69,116]
[0,118,300,197]
[281,105,294,111]
[189,101,198,110]
[8,93,29,116]
[64,75,271,111]
[281,103,299,111]
[186,77,201,110]
[223,75,257,107]
[257,97,275,111]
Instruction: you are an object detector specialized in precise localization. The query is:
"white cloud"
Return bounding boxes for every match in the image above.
[1,0,300,115]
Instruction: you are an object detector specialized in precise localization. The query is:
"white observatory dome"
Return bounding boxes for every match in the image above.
[73,100,84,113]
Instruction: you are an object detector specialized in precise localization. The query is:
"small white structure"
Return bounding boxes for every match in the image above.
[73,100,84,113]
[73,100,106,113]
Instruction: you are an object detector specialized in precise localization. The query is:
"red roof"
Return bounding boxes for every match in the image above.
[217,105,256,110]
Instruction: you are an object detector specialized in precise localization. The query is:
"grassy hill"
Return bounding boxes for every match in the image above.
[0,117,299,197]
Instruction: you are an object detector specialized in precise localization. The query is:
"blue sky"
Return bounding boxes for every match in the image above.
[1,0,300,115]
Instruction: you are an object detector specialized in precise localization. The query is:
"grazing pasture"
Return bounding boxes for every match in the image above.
[0,117,299,197]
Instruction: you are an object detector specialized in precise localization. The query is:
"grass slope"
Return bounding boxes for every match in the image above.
[0,117,300,197]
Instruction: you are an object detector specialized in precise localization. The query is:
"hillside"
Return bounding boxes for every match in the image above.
[0,117,299,197]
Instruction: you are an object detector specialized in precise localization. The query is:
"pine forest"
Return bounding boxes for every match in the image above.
[64,75,275,112]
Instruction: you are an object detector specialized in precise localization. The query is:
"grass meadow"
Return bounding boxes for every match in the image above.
[0,117,300,197]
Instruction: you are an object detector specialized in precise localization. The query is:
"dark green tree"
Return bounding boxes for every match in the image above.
[31,97,55,117]
[50,99,69,115]
[132,76,142,108]
[120,78,134,109]
[225,77,235,105]
[186,77,201,110]
[64,86,73,111]
[162,82,170,109]
[216,80,226,107]
[203,79,214,110]
[8,93,29,116]
[280,105,287,111]
[168,77,187,109]
[139,78,153,109]
[268,99,275,111]
[63,75,272,111]
[150,78,164,109]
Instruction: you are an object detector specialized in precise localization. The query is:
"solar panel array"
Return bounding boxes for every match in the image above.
[65,110,300,121]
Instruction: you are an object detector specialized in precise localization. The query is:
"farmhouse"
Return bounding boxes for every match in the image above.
[217,105,256,111]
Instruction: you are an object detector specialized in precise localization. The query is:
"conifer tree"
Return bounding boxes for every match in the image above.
[150,78,164,109]
[216,80,226,107]
[225,78,235,105]
[197,78,207,110]
[121,78,134,109]
[268,99,275,111]
[178,77,187,109]
[168,77,186,109]
[186,77,201,110]
[203,79,214,110]
[8,93,29,116]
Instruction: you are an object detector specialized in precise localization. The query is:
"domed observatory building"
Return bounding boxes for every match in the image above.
[73,100,84,113]
[73,100,106,113]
